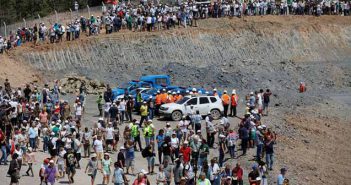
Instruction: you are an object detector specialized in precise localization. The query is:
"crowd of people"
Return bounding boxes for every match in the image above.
[0,78,291,185]
[1,0,351,54]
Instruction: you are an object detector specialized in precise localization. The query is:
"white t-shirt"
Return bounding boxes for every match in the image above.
[94,139,104,152]
[106,127,114,140]
[75,106,82,116]
[171,137,179,149]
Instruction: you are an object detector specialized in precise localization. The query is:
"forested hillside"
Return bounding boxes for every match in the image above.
[0,0,102,25]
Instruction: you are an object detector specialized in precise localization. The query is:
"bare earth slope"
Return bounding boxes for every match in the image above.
[1,16,351,185]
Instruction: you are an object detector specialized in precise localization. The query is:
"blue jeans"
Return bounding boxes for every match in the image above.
[0,145,7,164]
[198,157,207,171]
[228,145,236,158]
[256,144,263,161]
[29,138,36,149]
[148,108,154,120]
[266,153,274,169]
[43,136,49,152]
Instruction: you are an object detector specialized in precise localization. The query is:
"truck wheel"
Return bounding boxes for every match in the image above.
[210,109,221,120]
[171,110,182,121]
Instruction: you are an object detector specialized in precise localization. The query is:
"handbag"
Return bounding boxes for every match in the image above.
[87,167,93,176]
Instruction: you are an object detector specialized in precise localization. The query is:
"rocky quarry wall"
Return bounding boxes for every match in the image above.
[18,17,351,103]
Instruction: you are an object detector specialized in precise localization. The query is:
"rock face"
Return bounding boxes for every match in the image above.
[18,17,351,99]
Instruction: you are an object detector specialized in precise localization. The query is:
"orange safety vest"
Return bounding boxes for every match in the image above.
[167,95,174,103]
[155,94,162,105]
[161,93,168,103]
[222,94,230,105]
[177,95,183,101]
[173,95,178,102]
[231,95,238,106]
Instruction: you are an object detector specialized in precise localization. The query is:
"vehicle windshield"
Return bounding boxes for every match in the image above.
[176,97,189,104]
[145,89,157,95]
[119,82,132,89]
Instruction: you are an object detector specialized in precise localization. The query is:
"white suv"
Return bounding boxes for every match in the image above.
[159,95,224,121]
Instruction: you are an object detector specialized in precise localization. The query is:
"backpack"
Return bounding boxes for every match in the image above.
[141,148,148,158]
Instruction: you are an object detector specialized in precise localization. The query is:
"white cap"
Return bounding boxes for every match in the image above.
[219,134,226,138]
[149,96,153,99]
[213,88,217,91]
[257,126,263,129]
[186,90,189,93]
[184,140,189,144]
[177,90,180,94]
[232,89,236,94]
[192,88,197,92]
[172,92,176,95]
[166,122,170,126]
[49,160,55,163]
[250,92,254,95]
[157,90,160,93]
[223,90,227,93]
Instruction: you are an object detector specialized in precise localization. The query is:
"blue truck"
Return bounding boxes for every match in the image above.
[112,75,172,100]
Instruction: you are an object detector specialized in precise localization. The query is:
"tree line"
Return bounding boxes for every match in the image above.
[0,0,103,26]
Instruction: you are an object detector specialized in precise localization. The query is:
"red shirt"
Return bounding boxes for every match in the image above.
[179,146,191,163]
[232,167,244,180]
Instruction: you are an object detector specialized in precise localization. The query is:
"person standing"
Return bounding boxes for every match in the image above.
[83,127,92,158]
[28,123,37,151]
[232,163,244,185]
[230,89,239,117]
[139,102,149,127]
[126,96,134,122]
[265,136,274,170]
[101,153,112,185]
[44,160,59,185]
[263,89,272,116]
[131,121,142,151]
[85,154,98,185]
[239,125,249,156]
[277,168,287,185]
[8,153,20,185]
[64,148,77,183]
[112,161,128,185]
[0,129,8,165]
[156,164,167,185]
[93,135,104,161]
[221,90,230,117]
[156,129,165,164]
[226,129,238,159]
[96,93,103,117]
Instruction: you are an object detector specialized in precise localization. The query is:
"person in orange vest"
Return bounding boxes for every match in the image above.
[155,90,162,117]
[161,89,168,104]
[172,92,177,102]
[213,88,218,96]
[230,89,239,117]
[176,91,183,102]
[221,90,230,117]
[167,91,174,103]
